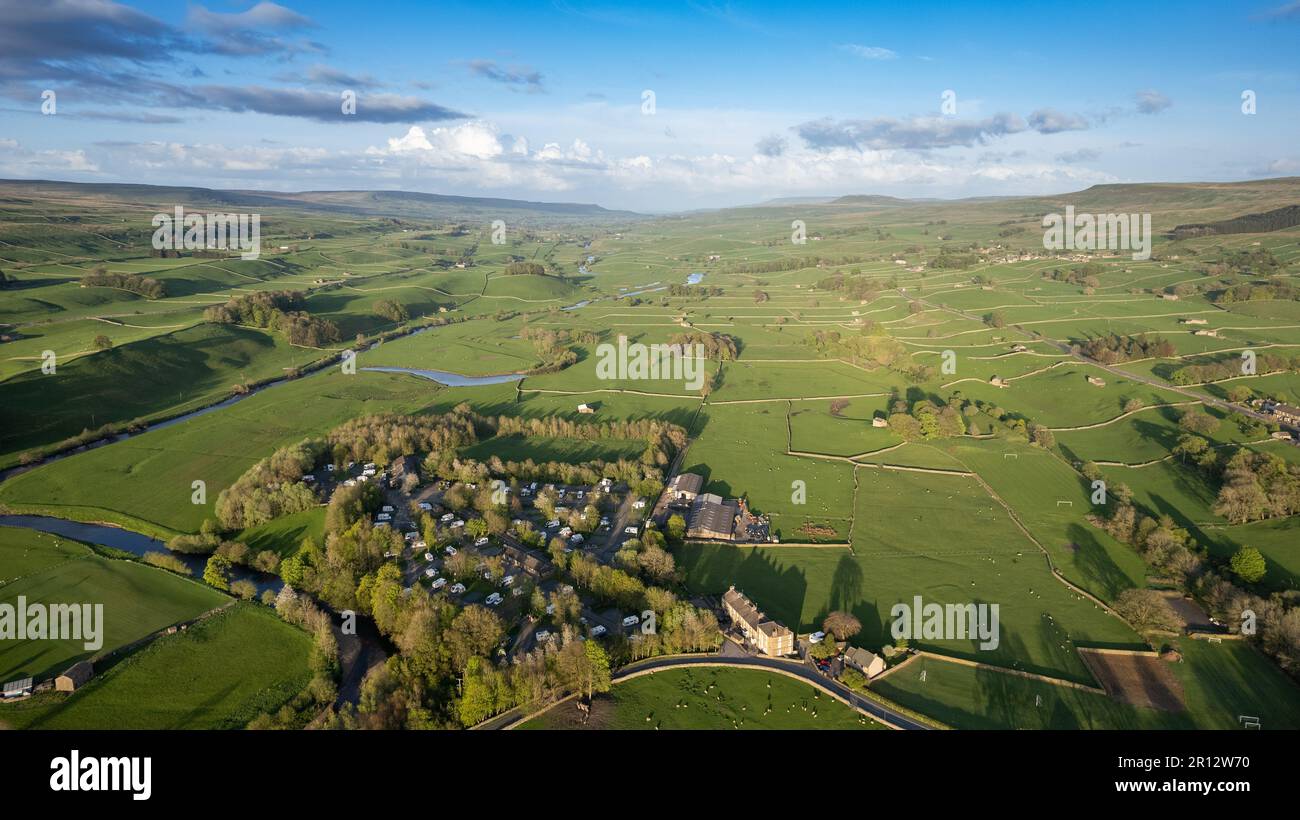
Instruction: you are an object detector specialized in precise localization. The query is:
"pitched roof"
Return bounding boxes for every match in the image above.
[844,646,881,668]
[58,660,94,686]
[759,621,792,638]
[671,473,704,494]
[689,494,737,535]
[722,586,765,631]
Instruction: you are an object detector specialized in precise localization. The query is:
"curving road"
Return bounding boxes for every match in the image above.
[478,652,934,730]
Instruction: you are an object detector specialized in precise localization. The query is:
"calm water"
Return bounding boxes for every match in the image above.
[0,514,282,594]
[359,366,525,386]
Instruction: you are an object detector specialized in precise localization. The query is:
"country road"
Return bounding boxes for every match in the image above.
[476,652,934,730]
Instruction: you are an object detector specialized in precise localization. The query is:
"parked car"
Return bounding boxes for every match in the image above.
[424,568,436,577]
[424,552,434,562]
[501,575,514,587]
[809,631,826,644]
[449,583,466,594]
[474,537,489,547]
[485,592,503,606]
[431,577,447,590]
[444,545,458,556]
[590,625,607,637]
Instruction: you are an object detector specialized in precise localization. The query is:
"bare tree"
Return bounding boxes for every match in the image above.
[823,611,862,642]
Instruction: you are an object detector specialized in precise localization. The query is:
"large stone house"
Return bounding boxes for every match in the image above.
[722,586,794,656]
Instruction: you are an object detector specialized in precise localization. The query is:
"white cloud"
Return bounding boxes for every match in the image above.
[384,121,504,159]
[842,44,898,60]
[0,139,98,173]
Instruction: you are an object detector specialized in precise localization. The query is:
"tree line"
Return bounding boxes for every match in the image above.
[80,268,167,299]
[204,289,341,347]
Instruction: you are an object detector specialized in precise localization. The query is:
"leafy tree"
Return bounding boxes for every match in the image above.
[809,635,839,659]
[92,334,113,351]
[1178,407,1220,436]
[203,554,232,591]
[230,579,258,599]
[1230,545,1267,584]
[458,656,500,726]
[372,299,410,323]
[578,640,611,700]
[666,514,686,542]
[1113,588,1180,633]
[446,605,505,672]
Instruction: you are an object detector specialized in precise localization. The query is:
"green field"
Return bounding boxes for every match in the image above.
[0,371,452,536]
[872,639,1300,730]
[0,323,307,468]
[4,176,1300,730]
[0,526,227,681]
[238,507,327,559]
[0,603,312,729]
[677,467,1143,683]
[521,665,880,729]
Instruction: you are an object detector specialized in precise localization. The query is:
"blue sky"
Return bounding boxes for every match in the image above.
[1,0,1297,210]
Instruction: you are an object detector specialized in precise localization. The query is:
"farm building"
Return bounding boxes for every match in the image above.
[669,472,703,503]
[989,376,1010,388]
[1270,403,1300,427]
[1087,376,1106,387]
[2,677,33,699]
[56,661,94,692]
[687,492,738,540]
[722,586,794,657]
[872,416,889,428]
[1180,318,1208,325]
[1193,328,1219,337]
[577,403,595,414]
[843,646,886,679]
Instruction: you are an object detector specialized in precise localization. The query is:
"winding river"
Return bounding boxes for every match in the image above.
[0,514,283,595]
[0,334,527,696]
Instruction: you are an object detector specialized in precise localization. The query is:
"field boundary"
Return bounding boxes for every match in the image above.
[497,654,911,730]
[881,649,1108,694]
